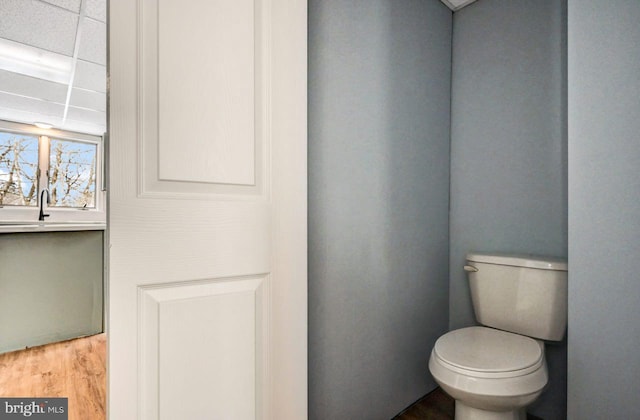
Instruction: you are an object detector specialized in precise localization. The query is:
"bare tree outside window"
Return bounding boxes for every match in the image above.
[0,132,38,206]
[0,122,104,226]
[0,132,98,209]
[48,139,97,208]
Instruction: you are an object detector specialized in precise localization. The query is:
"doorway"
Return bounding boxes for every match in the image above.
[0,1,108,418]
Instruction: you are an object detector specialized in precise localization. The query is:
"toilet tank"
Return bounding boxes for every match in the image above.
[466,253,568,341]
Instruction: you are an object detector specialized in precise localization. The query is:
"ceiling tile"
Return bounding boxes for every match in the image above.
[63,106,105,134]
[40,0,81,13]
[69,88,106,112]
[85,0,107,23]
[78,18,106,65]
[73,60,106,93]
[0,101,105,135]
[0,107,64,128]
[0,0,79,56]
[57,118,104,135]
[0,91,65,119]
[0,70,67,103]
[66,106,105,129]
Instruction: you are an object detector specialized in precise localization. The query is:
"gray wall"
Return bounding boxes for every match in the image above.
[567,0,640,418]
[448,1,567,419]
[308,0,452,418]
[0,231,103,353]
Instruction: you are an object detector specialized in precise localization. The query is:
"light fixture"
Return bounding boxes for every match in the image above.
[0,38,72,84]
[34,122,53,129]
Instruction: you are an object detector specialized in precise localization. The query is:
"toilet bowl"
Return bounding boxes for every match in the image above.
[429,326,547,420]
[428,253,567,419]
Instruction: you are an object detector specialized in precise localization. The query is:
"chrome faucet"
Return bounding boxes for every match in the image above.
[39,189,50,221]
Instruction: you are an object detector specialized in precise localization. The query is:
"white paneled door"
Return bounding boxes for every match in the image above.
[108,0,307,419]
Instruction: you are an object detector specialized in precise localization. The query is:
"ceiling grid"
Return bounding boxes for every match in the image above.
[0,0,106,135]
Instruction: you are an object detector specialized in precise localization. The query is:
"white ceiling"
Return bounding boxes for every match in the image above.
[440,0,479,12]
[0,0,106,135]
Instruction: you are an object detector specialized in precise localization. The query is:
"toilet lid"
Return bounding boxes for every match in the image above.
[434,326,543,374]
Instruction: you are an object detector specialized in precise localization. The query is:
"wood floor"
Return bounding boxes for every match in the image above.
[0,333,106,420]
[394,387,543,420]
[394,388,455,419]
[0,336,547,420]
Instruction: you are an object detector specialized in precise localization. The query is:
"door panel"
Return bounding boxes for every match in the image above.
[140,0,264,196]
[157,0,255,186]
[139,275,269,419]
[108,0,307,418]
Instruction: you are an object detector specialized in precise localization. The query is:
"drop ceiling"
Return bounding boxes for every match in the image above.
[0,0,106,135]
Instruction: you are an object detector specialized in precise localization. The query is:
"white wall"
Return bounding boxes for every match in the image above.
[568,0,640,417]
[0,231,103,353]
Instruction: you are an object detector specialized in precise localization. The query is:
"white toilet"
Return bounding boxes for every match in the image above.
[429,253,568,420]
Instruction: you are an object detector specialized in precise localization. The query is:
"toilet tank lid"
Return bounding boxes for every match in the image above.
[466,253,567,271]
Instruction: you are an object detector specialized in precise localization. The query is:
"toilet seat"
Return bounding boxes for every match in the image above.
[433,326,544,379]
[429,326,548,404]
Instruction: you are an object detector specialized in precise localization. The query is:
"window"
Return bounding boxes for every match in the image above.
[48,139,98,208]
[0,120,105,227]
[0,131,39,207]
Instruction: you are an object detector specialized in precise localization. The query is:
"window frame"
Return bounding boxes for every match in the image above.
[0,119,106,227]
